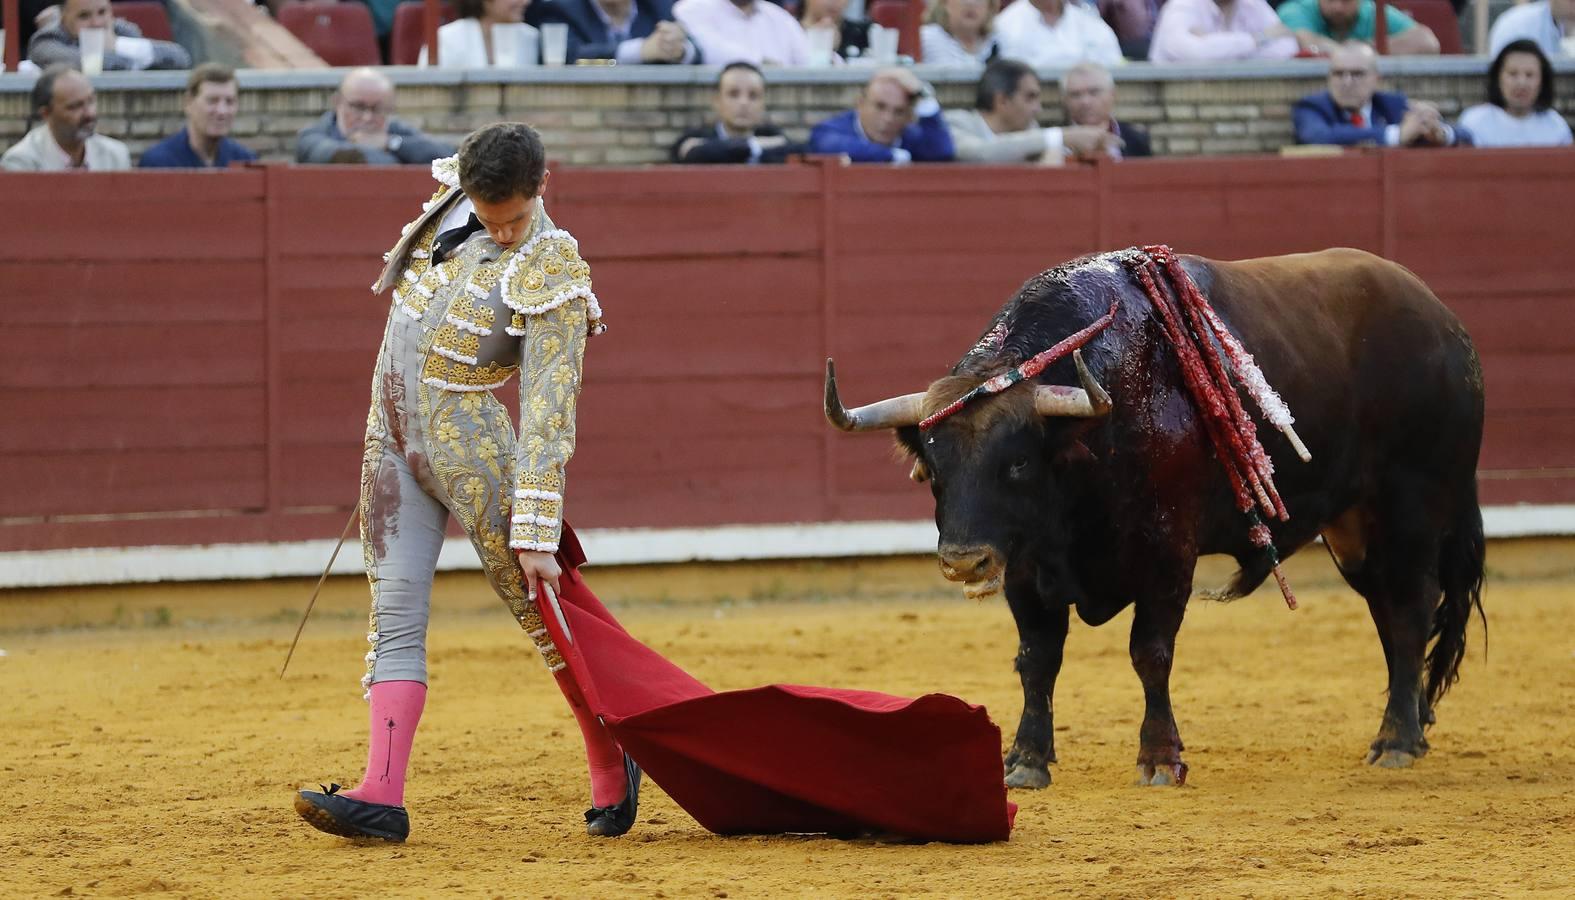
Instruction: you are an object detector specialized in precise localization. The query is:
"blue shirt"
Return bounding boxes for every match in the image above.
[138,128,258,169]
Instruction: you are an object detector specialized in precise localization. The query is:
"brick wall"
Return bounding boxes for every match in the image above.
[1,59,1570,164]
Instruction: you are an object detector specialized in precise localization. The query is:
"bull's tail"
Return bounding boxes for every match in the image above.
[1425,482,1486,712]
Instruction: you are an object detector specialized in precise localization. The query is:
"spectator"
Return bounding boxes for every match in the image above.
[296,68,455,165]
[1061,61,1151,157]
[672,0,809,65]
[1,64,129,171]
[419,0,541,67]
[1149,0,1298,63]
[1097,0,1157,60]
[28,0,192,70]
[808,67,954,163]
[799,0,872,60]
[671,61,807,162]
[138,64,258,169]
[946,58,1123,164]
[527,0,695,63]
[1460,39,1573,148]
[920,0,1001,67]
[1277,0,1440,56]
[1488,0,1575,60]
[993,0,1123,69]
[1292,42,1468,146]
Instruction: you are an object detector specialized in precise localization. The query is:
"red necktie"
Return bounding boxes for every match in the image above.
[1350,110,1366,127]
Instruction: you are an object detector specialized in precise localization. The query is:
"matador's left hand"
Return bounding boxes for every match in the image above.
[517,550,562,603]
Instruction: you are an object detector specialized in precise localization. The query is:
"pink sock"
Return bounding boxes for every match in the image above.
[342,680,427,807]
[552,669,627,807]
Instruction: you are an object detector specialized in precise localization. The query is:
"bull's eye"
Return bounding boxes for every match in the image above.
[1006,456,1032,481]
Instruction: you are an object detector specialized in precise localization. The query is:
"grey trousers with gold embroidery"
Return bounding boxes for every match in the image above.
[360,381,562,691]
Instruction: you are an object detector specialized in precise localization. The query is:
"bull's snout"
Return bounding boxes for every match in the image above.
[938,545,1001,584]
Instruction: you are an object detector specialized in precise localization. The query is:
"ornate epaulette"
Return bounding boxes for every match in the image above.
[374,156,463,291]
[498,229,606,337]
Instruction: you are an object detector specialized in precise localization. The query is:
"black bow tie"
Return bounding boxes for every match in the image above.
[434,213,484,262]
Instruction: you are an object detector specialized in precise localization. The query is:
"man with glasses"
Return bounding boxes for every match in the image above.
[297,68,454,166]
[1293,41,1469,146]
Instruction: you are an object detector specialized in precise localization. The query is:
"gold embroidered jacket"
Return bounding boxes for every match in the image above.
[371,160,604,552]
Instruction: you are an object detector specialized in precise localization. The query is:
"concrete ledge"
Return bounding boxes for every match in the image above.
[0,55,1532,93]
[2,505,1571,588]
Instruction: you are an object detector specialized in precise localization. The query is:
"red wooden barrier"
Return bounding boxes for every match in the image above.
[2,152,1572,553]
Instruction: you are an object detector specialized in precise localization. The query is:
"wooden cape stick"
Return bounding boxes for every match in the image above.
[279,507,360,679]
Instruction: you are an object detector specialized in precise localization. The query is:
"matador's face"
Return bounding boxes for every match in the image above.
[469,174,548,248]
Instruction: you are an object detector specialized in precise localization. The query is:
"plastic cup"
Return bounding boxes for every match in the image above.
[807,26,836,66]
[868,24,898,65]
[494,33,518,67]
[79,26,105,76]
[541,23,568,67]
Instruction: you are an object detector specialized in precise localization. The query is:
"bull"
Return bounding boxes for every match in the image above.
[825,247,1485,788]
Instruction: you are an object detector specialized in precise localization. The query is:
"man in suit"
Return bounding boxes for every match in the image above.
[808,67,954,164]
[297,68,455,166]
[946,58,1124,165]
[1061,61,1152,158]
[1,64,129,171]
[672,62,806,163]
[1293,42,1468,146]
[529,0,696,63]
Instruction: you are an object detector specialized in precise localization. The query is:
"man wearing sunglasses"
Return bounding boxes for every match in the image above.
[297,67,455,165]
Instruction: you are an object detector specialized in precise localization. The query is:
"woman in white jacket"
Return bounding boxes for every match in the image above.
[419,0,540,67]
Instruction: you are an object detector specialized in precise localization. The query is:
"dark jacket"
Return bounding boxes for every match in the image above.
[295,111,455,165]
[138,128,258,169]
[670,123,807,163]
[1293,89,1472,147]
[526,0,690,63]
[808,108,954,163]
[1117,119,1152,157]
[1294,89,1411,145]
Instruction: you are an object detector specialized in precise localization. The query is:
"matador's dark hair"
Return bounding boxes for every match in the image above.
[458,122,547,204]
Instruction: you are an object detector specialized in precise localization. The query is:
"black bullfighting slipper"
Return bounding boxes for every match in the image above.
[294,783,410,842]
[584,755,642,837]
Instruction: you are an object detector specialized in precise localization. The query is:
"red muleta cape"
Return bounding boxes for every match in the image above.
[544,526,1017,843]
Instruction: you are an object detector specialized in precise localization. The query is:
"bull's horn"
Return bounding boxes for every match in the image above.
[1032,350,1113,418]
[824,358,926,432]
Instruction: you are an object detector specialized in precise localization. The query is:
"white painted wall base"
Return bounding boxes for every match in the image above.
[2,505,1572,589]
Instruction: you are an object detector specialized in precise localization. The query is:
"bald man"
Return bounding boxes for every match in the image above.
[1,64,130,171]
[27,0,191,70]
[1292,42,1466,146]
[296,68,455,165]
[807,67,955,164]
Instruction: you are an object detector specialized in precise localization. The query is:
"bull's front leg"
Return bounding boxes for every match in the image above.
[1002,577,1069,789]
[1130,589,1189,786]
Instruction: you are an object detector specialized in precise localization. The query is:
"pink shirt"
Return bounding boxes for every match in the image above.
[1148,0,1298,62]
[673,0,809,66]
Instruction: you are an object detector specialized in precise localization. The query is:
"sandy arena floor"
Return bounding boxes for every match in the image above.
[2,541,1574,898]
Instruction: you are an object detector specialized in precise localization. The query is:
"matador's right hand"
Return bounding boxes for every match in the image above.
[517,549,563,603]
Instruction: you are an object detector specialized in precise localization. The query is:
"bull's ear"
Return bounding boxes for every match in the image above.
[893,426,928,481]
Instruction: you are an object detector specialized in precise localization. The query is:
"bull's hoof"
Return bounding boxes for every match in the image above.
[1004,763,1051,789]
[1136,762,1188,787]
[1365,748,1419,768]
